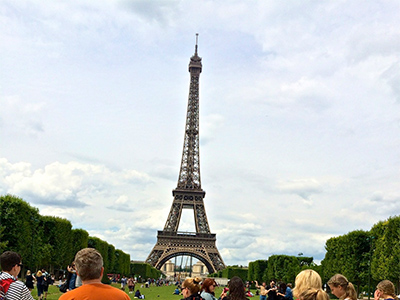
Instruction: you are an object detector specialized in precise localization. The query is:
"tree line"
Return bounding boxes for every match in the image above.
[2,194,399,290]
[213,215,400,295]
[0,194,130,280]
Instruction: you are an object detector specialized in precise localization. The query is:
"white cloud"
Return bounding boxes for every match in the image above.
[1,0,400,267]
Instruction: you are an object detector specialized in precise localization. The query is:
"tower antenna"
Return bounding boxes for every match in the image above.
[195,33,199,55]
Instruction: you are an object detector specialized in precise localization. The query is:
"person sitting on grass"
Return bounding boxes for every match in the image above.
[173,287,181,295]
[135,289,145,299]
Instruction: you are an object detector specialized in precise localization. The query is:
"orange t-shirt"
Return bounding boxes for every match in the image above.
[59,283,130,300]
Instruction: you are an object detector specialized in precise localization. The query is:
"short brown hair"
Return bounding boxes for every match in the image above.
[0,251,21,271]
[74,248,103,281]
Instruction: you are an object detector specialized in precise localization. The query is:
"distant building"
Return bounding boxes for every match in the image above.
[161,260,208,279]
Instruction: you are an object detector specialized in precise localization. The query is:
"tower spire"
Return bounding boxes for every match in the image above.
[195,33,199,56]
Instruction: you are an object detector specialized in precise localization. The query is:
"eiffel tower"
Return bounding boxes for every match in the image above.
[145,34,225,274]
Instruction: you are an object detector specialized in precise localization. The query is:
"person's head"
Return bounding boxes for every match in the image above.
[228,276,246,300]
[202,278,217,294]
[182,277,202,298]
[74,248,104,281]
[376,280,396,299]
[37,270,42,277]
[0,251,22,277]
[279,282,287,293]
[26,270,31,276]
[328,274,357,300]
[293,269,322,298]
[299,288,330,300]
[270,280,276,287]
[287,283,293,289]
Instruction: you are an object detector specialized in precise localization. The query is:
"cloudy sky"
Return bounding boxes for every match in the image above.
[1,0,400,267]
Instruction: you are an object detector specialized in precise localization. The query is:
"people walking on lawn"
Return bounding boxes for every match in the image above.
[25,270,35,291]
[374,280,397,300]
[328,274,357,300]
[36,270,45,300]
[128,276,135,293]
[42,268,52,300]
[58,248,129,300]
[0,250,34,300]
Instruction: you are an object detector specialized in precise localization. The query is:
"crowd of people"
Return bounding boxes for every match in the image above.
[1,250,399,300]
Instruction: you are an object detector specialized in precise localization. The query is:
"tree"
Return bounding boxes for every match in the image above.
[0,194,42,270]
[41,215,74,269]
[322,230,370,287]
[370,216,400,282]
[248,260,267,282]
[264,255,302,283]
[71,228,89,255]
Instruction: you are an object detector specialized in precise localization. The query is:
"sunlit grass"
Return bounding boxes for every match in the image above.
[29,283,234,300]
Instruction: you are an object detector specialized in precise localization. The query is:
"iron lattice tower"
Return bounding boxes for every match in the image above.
[145,34,225,274]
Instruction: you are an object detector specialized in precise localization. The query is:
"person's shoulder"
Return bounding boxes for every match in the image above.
[10,279,29,291]
[100,284,130,298]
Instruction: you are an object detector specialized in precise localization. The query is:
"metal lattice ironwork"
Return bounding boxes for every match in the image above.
[146,35,225,274]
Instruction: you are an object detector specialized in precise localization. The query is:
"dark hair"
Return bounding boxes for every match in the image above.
[228,276,246,300]
[279,282,287,294]
[202,278,217,295]
[0,251,21,271]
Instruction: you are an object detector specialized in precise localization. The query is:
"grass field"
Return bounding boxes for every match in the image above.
[31,283,236,300]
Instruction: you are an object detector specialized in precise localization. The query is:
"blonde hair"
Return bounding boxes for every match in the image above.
[299,288,330,300]
[293,269,322,298]
[182,277,202,295]
[377,280,396,298]
[26,270,31,276]
[36,270,42,277]
[328,274,357,300]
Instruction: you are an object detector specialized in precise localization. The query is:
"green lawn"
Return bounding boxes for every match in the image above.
[30,283,234,300]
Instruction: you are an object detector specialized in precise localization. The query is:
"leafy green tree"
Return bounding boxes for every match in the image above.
[248,260,267,282]
[264,255,302,283]
[0,194,42,270]
[0,224,8,253]
[370,216,400,282]
[321,230,371,292]
[221,266,248,281]
[41,215,74,269]
[71,228,89,255]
